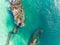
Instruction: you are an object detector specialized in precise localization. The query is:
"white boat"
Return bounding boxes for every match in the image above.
[29,30,43,45]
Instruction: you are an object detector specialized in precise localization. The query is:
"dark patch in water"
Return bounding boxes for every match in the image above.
[6,8,15,32]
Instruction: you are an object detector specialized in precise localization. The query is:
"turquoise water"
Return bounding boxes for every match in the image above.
[0,0,60,45]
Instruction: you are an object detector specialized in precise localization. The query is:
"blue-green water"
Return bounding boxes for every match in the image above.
[0,0,60,45]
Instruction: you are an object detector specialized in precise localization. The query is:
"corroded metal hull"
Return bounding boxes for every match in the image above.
[9,0,25,27]
[6,0,25,45]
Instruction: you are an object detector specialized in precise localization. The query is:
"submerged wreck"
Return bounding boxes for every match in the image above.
[6,0,25,45]
[9,0,25,27]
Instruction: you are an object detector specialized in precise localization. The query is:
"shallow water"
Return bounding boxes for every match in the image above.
[0,0,60,45]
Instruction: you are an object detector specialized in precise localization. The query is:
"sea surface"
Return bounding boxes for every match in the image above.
[0,0,60,45]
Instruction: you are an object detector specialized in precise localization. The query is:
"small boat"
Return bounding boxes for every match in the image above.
[9,0,25,27]
[29,30,43,45]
